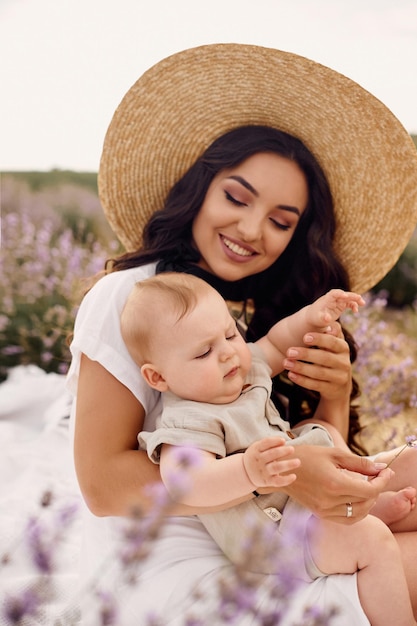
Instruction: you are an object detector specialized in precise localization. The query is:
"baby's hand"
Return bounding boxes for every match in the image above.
[243,436,300,489]
[308,289,365,329]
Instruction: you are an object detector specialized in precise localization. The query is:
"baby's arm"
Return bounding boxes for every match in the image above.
[159,437,300,507]
[257,289,365,376]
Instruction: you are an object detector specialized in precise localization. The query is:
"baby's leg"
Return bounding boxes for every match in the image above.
[307,514,417,625]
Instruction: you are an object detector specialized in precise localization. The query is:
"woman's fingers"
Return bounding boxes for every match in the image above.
[284,331,351,395]
[283,446,392,522]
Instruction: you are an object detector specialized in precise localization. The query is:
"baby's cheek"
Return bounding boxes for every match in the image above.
[241,350,252,377]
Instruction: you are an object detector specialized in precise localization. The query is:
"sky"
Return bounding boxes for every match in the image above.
[1,0,416,172]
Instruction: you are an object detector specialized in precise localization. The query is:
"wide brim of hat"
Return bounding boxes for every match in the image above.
[98,43,417,293]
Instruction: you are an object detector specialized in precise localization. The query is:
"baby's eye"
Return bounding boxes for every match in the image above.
[225,191,246,207]
[195,348,212,359]
[226,332,237,341]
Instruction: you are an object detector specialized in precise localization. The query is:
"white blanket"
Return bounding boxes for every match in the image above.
[0,366,81,625]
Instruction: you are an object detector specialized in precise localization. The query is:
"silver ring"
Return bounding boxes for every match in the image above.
[346,503,353,518]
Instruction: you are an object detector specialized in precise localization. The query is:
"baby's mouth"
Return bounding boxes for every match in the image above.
[224,365,239,379]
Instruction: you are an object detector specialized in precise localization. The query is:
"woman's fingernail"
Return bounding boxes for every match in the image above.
[304,334,314,343]
[287,349,298,357]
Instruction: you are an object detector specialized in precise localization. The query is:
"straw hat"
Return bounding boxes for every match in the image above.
[98,43,417,293]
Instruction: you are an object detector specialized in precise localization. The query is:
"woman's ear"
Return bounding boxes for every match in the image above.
[141,364,168,392]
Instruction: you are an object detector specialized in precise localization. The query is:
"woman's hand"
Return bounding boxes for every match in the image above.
[281,445,393,523]
[283,322,352,438]
[283,322,351,401]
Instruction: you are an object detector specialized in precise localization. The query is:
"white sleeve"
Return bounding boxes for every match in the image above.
[66,263,160,419]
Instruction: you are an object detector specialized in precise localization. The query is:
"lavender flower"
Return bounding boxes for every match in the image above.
[95,590,119,626]
[1,176,120,381]
[163,445,203,500]
[3,588,41,625]
[385,434,417,469]
[296,605,340,626]
[342,293,417,452]
[25,501,79,575]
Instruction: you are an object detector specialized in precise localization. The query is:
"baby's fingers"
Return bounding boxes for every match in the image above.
[269,473,298,488]
[256,436,286,451]
[267,455,301,478]
[257,440,296,465]
[341,292,365,313]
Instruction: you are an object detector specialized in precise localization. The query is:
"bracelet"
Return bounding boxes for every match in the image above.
[253,490,261,497]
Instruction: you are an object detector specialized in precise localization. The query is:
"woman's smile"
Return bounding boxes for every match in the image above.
[220,234,258,261]
[192,152,307,282]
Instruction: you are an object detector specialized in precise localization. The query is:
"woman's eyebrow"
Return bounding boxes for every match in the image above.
[228,175,258,196]
[227,175,301,216]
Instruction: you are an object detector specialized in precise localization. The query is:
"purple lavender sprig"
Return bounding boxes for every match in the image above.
[385,435,417,469]
[1,494,80,625]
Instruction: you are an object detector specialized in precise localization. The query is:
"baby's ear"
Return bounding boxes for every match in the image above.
[141,364,168,392]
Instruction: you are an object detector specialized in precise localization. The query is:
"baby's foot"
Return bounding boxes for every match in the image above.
[371,487,416,526]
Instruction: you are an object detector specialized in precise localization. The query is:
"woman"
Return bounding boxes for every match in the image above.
[68,44,417,624]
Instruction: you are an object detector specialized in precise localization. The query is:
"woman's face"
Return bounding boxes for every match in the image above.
[192,152,308,282]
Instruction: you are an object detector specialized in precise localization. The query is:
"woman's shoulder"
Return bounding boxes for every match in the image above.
[84,262,157,302]
[93,262,157,290]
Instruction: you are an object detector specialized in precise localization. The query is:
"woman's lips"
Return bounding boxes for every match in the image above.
[220,235,257,262]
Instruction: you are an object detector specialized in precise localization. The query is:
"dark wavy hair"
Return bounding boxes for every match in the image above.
[108,125,365,453]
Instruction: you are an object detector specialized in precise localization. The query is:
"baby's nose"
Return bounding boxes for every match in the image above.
[219,343,235,361]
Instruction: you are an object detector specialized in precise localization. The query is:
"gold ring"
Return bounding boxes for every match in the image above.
[346,503,353,518]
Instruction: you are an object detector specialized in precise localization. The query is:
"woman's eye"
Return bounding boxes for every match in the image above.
[225,191,246,207]
[269,217,291,232]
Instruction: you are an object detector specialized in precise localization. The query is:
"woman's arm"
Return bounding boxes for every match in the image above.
[74,354,161,516]
[270,324,397,522]
[283,325,352,440]
[74,355,253,516]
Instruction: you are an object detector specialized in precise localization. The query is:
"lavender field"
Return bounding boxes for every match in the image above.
[1,172,416,454]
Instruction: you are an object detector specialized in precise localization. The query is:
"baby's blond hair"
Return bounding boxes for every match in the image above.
[120,272,213,365]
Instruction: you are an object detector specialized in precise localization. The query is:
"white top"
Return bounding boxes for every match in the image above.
[67,262,161,431]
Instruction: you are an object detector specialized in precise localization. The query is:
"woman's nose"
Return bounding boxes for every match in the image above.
[236,212,262,242]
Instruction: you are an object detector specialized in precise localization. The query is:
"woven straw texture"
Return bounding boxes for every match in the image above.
[98,43,417,293]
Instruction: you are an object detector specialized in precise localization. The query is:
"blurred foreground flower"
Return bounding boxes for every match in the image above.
[1,493,79,625]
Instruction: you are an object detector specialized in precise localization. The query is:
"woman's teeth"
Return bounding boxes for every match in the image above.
[223,237,253,257]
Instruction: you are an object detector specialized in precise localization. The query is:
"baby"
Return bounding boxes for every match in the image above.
[121,272,416,626]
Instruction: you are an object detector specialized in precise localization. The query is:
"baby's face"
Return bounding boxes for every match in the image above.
[152,289,252,404]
